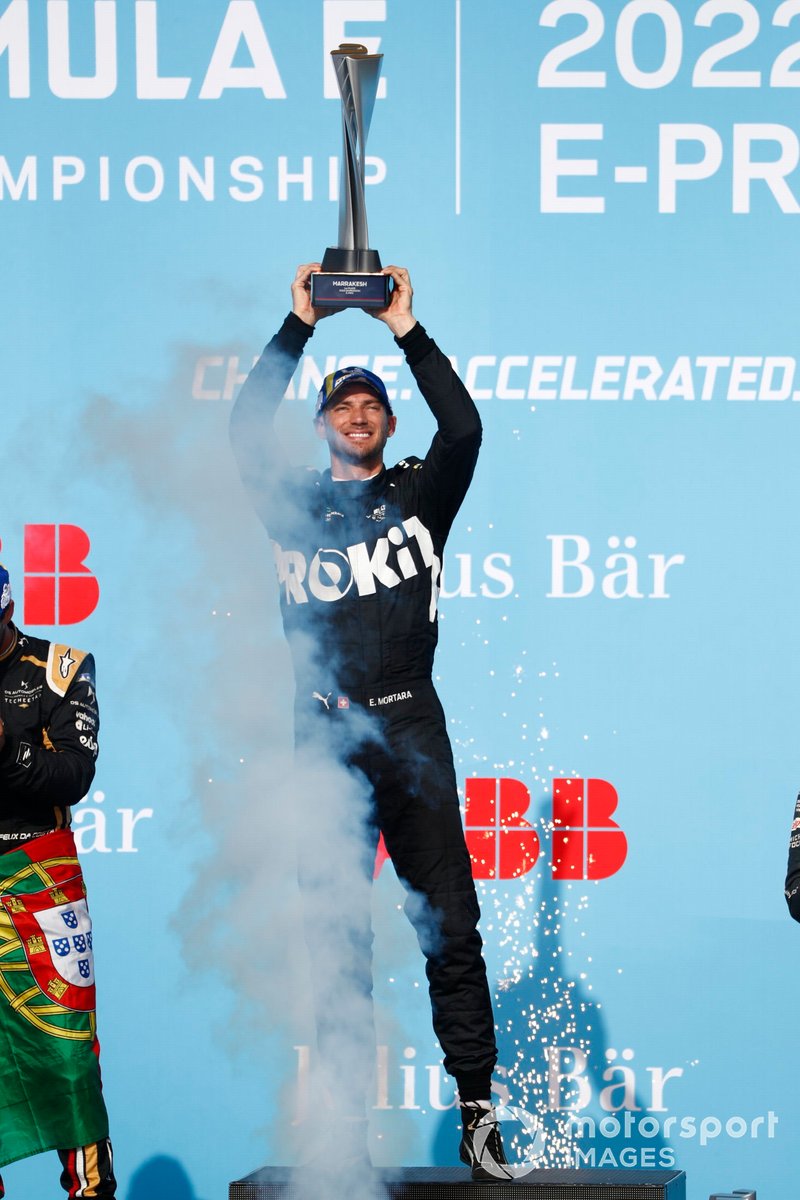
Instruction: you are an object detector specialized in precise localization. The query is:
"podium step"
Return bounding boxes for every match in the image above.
[230,1166,686,1200]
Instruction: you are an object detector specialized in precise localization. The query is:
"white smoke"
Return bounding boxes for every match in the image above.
[80,328,441,1194]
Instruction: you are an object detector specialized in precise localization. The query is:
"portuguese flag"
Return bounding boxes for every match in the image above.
[0,829,109,1168]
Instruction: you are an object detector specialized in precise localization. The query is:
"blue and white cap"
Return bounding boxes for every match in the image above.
[0,563,11,614]
[315,365,393,419]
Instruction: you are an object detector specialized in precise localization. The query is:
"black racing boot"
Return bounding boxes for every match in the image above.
[459,1101,514,1181]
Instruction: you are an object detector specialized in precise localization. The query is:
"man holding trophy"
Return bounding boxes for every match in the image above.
[231,263,507,1181]
[229,45,509,1181]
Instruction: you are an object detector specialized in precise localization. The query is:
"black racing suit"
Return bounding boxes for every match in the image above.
[785,792,800,922]
[231,313,497,1102]
[0,627,99,846]
[0,626,115,1199]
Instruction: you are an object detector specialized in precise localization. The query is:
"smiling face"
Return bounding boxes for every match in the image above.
[315,385,397,479]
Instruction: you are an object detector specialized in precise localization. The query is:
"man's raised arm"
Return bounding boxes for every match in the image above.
[373,265,482,534]
[229,263,334,525]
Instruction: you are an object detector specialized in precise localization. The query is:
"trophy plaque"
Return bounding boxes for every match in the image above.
[311,43,391,310]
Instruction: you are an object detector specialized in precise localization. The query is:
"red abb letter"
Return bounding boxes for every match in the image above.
[552,778,627,880]
[24,525,99,625]
[465,778,540,880]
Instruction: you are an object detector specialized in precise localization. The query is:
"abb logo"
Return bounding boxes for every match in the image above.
[550,777,628,881]
[0,526,99,625]
[464,777,541,880]
[374,777,627,882]
[465,777,627,881]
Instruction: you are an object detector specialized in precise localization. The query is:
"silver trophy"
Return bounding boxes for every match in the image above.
[311,44,390,310]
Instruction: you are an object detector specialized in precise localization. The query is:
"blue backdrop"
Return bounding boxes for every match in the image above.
[2,2,797,1197]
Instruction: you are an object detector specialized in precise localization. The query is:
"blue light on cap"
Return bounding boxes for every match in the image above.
[0,563,11,614]
[315,366,393,419]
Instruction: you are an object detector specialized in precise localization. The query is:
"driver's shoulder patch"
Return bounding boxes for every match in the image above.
[46,644,89,697]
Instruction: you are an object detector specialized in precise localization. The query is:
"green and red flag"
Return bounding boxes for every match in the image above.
[0,829,109,1168]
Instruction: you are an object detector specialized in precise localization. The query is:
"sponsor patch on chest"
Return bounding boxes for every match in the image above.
[3,681,43,706]
[270,515,442,622]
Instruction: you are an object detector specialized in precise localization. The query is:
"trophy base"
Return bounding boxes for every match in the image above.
[312,246,390,309]
[320,246,382,273]
[311,271,390,310]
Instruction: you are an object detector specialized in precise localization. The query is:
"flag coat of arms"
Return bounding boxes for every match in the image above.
[0,829,109,1168]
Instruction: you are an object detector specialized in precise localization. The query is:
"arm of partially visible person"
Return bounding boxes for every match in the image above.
[372,265,482,534]
[0,653,99,806]
[785,793,800,922]
[229,262,335,525]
